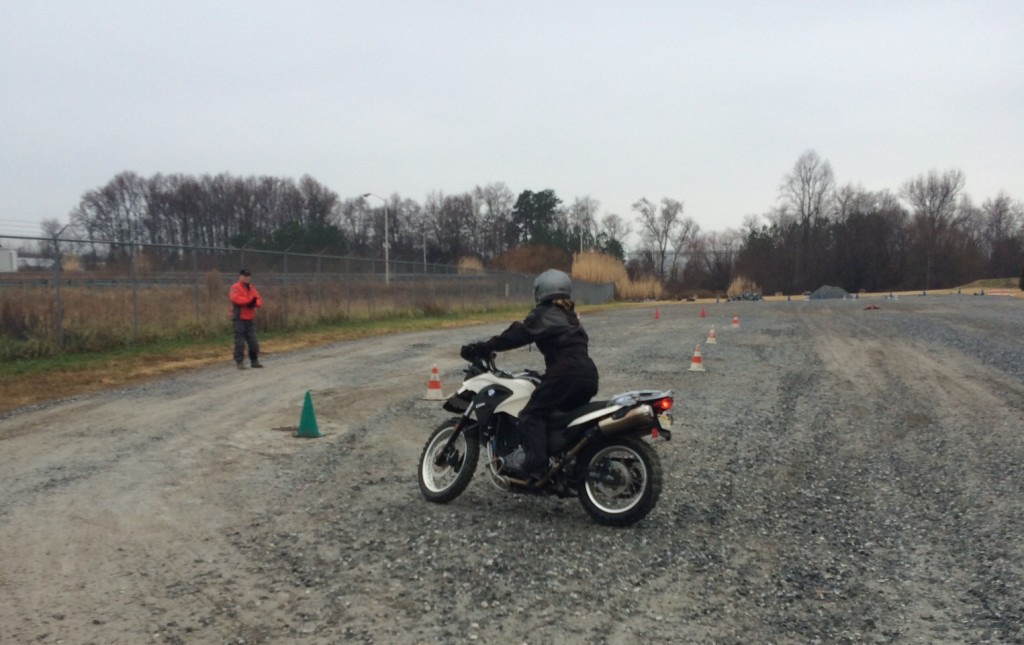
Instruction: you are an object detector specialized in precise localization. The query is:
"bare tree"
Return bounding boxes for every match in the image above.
[779,150,835,289]
[595,213,629,260]
[901,169,966,289]
[71,171,149,247]
[668,216,700,282]
[434,193,476,263]
[633,197,684,279]
[979,193,1024,278]
[474,183,515,259]
[388,197,425,262]
[298,175,340,228]
[833,183,882,220]
[340,196,376,253]
[599,213,629,242]
[567,196,600,253]
[780,150,835,222]
[697,229,741,292]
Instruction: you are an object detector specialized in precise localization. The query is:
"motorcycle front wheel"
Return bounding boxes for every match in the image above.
[578,436,662,526]
[418,418,480,503]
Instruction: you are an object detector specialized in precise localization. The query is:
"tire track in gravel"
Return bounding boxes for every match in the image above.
[806,304,1024,643]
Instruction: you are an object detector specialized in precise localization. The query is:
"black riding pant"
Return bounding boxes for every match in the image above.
[232,320,260,363]
[519,376,598,471]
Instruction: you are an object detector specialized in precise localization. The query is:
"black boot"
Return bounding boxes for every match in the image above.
[502,447,543,478]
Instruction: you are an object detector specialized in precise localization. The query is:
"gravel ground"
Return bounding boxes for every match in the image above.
[1,296,1023,644]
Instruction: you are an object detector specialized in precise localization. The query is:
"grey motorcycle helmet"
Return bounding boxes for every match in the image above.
[533,269,572,303]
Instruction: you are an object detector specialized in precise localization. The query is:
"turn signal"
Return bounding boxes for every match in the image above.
[654,397,673,412]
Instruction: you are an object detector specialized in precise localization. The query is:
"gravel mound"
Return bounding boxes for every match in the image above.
[809,285,850,299]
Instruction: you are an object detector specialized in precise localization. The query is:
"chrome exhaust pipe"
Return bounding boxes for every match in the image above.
[597,404,654,435]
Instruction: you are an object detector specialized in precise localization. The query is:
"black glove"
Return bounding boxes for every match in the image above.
[460,344,481,361]
[248,297,258,308]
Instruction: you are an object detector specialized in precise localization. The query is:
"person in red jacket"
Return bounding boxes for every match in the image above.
[229,268,263,369]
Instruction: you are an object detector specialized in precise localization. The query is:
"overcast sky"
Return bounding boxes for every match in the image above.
[1,1,1021,245]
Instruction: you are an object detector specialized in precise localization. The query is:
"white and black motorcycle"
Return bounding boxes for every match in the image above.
[417,352,675,526]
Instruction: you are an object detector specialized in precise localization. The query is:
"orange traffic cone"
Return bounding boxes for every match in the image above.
[424,364,443,400]
[706,325,717,344]
[732,315,740,329]
[654,308,661,320]
[700,306,706,318]
[688,344,705,372]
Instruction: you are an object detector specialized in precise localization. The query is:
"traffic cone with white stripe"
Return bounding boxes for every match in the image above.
[706,325,717,344]
[732,315,740,329]
[688,344,705,372]
[424,364,443,400]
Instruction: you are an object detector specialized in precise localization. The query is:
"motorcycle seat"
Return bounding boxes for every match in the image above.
[548,400,611,428]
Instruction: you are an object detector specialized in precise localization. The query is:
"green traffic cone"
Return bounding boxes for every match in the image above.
[296,390,322,438]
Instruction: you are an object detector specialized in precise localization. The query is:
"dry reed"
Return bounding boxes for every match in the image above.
[572,252,664,300]
[727,275,762,298]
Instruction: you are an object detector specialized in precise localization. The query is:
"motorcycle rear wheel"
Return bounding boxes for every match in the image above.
[577,436,662,526]
[418,418,479,503]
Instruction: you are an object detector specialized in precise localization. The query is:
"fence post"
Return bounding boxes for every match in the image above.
[316,253,323,319]
[131,244,139,338]
[53,236,64,348]
[345,258,351,318]
[369,267,375,315]
[282,250,289,327]
[192,248,200,322]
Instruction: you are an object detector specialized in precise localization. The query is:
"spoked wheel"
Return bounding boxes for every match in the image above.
[578,436,662,526]
[418,418,480,503]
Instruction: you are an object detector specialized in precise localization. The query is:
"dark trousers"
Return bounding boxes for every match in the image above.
[232,320,260,363]
[519,376,598,470]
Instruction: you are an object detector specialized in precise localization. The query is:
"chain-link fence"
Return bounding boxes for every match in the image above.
[0,235,613,355]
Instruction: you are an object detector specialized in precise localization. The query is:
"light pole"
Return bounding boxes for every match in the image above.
[362,193,389,285]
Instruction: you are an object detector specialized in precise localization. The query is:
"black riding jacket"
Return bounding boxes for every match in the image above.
[481,301,598,380]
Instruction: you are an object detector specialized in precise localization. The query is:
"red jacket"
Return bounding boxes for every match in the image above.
[229,280,263,321]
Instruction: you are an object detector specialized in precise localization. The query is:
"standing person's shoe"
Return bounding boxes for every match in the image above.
[236,362,247,370]
[250,360,263,368]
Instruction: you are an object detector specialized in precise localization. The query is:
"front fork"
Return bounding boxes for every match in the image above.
[435,413,473,469]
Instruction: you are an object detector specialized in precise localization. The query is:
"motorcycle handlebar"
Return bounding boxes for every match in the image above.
[462,349,519,379]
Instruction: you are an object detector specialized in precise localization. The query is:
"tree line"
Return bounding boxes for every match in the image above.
[626,151,1023,294]
[51,172,627,271]
[733,152,1024,294]
[48,151,1024,294]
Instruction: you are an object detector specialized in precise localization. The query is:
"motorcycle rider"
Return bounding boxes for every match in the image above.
[461,269,599,478]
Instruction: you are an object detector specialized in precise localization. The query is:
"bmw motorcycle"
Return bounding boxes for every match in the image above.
[416,352,674,526]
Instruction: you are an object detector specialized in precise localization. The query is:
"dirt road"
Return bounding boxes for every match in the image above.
[2,297,1022,644]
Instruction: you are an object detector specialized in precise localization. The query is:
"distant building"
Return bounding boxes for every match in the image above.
[0,248,17,272]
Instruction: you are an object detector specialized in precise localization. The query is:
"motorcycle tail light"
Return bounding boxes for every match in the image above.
[654,397,673,412]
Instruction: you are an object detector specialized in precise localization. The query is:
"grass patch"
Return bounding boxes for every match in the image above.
[957,277,1020,290]
[0,303,569,415]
